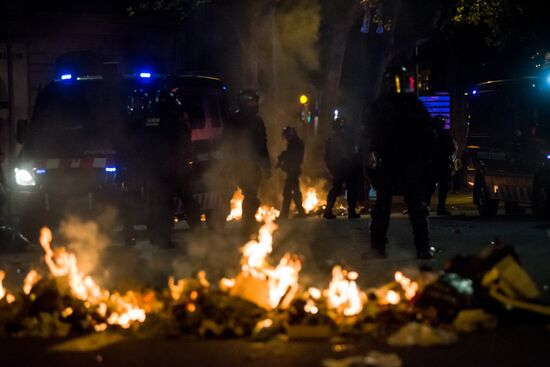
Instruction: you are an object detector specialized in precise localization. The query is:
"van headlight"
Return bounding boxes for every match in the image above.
[14,168,36,186]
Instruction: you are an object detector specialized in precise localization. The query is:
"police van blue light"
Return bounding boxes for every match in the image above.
[61,74,72,80]
[139,72,151,78]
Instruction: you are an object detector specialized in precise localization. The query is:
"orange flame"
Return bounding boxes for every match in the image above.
[303,188,326,214]
[326,266,366,316]
[38,227,146,329]
[0,270,7,300]
[394,271,419,301]
[23,270,41,295]
[0,270,15,304]
[254,205,280,223]
[226,188,244,221]
[266,253,301,309]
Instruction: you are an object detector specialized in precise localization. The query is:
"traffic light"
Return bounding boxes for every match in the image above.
[299,94,309,105]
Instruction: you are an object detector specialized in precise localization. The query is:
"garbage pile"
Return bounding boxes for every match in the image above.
[1,219,550,344]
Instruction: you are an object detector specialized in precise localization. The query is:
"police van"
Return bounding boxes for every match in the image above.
[12,70,229,240]
[465,76,550,217]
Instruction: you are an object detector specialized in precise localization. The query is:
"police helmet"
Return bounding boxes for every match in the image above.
[282,125,296,139]
[237,88,260,112]
[382,66,416,95]
[333,117,346,132]
[432,115,446,131]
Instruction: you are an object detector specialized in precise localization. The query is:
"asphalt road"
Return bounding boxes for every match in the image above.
[1,192,550,366]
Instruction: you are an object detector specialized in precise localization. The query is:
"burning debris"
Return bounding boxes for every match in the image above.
[1,219,550,344]
[303,188,326,214]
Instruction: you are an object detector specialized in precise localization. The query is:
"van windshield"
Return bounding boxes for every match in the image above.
[468,82,550,147]
[25,81,125,157]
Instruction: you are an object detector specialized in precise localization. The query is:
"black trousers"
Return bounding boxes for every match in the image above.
[370,164,430,253]
[235,171,261,234]
[425,165,452,209]
[325,170,358,214]
[281,173,305,218]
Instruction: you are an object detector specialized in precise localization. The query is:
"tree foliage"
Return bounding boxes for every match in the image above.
[452,0,525,49]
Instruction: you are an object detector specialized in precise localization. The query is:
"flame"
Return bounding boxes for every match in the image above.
[0,270,15,304]
[23,270,41,295]
[266,253,301,309]
[219,277,236,292]
[326,266,366,316]
[38,227,146,329]
[304,299,319,314]
[226,188,244,221]
[394,271,419,301]
[0,270,6,300]
[303,188,325,213]
[254,205,280,223]
[168,276,185,301]
[241,221,278,275]
[385,290,401,305]
[235,215,301,309]
[308,287,322,300]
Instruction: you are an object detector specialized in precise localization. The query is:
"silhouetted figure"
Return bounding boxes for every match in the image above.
[123,87,195,247]
[366,66,436,259]
[224,89,271,235]
[277,126,305,218]
[425,115,457,215]
[323,117,361,219]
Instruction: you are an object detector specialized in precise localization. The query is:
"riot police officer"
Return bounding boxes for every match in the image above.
[276,126,306,219]
[366,66,436,259]
[123,84,195,247]
[425,115,457,215]
[223,89,271,234]
[323,117,361,219]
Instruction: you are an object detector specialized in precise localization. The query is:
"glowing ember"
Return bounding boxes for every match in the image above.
[39,227,146,329]
[226,188,244,221]
[23,270,41,295]
[326,266,366,316]
[304,299,319,314]
[303,188,325,213]
[219,277,236,292]
[308,287,322,300]
[394,271,419,301]
[385,290,401,305]
[168,276,185,301]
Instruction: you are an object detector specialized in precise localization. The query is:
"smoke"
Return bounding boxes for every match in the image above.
[58,207,115,275]
[257,0,323,206]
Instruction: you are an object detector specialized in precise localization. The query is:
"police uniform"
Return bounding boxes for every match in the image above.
[324,120,361,219]
[425,117,456,214]
[277,127,305,218]
[223,90,270,233]
[367,82,435,259]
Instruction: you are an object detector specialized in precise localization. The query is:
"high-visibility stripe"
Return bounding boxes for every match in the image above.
[30,157,116,170]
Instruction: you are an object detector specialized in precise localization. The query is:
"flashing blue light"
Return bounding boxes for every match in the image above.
[105,167,117,173]
[546,154,550,160]
[35,169,46,174]
[472,89,477,95]
[139,72,151,78]
[61,74,72,80]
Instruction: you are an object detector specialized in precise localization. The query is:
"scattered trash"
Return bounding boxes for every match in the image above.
[453,309,497,333]
[387,322,457,347]
[323,351,402,367]
[365,351,403,367]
